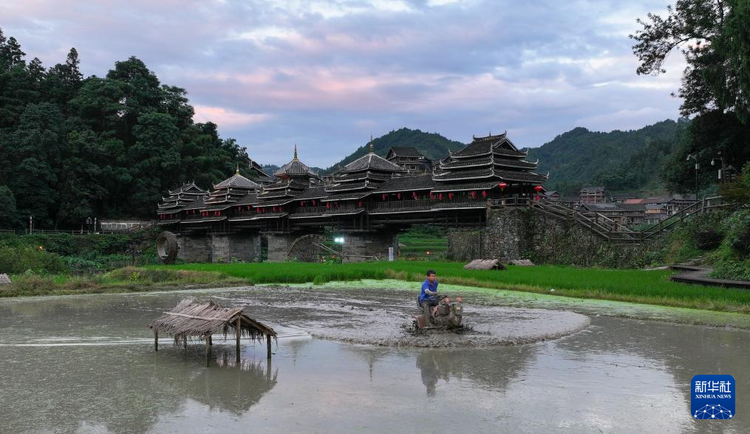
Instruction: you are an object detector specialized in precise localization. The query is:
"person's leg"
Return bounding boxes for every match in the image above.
[422,301,432,326]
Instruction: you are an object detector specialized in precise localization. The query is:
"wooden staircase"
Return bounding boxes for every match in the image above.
[528,196,732,243]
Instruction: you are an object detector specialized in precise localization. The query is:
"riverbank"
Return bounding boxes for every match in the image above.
[3,261,749,314]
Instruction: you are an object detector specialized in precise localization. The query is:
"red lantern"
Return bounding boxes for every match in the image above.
[312,200,317,206]
[534,185,543,193]
[326,203,331,209]
[482,191,488,198]
[534,194,540,201]
[247,206,251,211]
[471,191,476,199]
[499,182,507,190]
[439,193,444,200]
[358,201,363,207]
[412,192,418,199]
[397,193,401,199]
[273,207,277,212]
[430,193,435,199]
[448,192,454,200]
[382,194,387,201]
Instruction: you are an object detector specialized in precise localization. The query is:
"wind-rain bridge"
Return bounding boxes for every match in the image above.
[156,132,662,263]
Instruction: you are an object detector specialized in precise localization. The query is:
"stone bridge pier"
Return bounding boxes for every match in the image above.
[177,232,262,263]
[266,233,300,262]
[341,231,399,263]
[446,207,527,262]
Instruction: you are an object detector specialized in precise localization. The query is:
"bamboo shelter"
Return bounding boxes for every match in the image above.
[149,299,277,367]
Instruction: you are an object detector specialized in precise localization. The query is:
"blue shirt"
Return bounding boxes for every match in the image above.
[419,279,438,303]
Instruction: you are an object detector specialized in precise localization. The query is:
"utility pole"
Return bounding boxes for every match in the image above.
[711,151,726,184]
[686,154,699,199]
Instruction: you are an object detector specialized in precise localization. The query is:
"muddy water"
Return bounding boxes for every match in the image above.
[0,286,748,433]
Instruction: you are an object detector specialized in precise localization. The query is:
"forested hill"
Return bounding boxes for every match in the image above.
[526,119,688,196]
[0,29,255,229]
[322,128,465,174]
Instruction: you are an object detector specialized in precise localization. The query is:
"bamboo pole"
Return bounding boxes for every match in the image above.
[154,329,158,352]
[236,317,241,363]
[266,334,272,360]
[205,337,210,367]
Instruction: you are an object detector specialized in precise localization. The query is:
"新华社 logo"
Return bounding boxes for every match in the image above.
[691,375,735,420]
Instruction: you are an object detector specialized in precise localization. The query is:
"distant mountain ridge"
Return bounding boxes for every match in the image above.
[526,119,687,195]
[261,121,686,195]
[321,128,466,175]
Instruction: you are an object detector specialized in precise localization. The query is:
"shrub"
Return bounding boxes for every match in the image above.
[694,229,723,250]
[0,246,68,274]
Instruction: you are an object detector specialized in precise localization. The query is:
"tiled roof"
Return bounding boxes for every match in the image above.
[321,191,372,202]
[340,153,403,173]
[440,156,537,170]
[434,167,547,183]
[293,187,329,200]
[374,175,435,193]
[430,181,501,192]
[214,172,260,190]
[325,181,377,192]
[168,182,205,196]
[387,146,424,158]
[274,152,318,178]
[181,195,207,211]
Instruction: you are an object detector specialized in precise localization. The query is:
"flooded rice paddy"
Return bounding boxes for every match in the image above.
[0,284,748,433]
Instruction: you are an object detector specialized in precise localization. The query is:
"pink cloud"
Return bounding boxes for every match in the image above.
[193,105,273,128]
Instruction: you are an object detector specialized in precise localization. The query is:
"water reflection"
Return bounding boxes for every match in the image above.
[415,346,536,397]
[1,343,278,434]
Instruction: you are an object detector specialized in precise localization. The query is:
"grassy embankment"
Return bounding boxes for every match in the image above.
[1,267,245,297]
[4,260,749,314]
[148,261,750,314]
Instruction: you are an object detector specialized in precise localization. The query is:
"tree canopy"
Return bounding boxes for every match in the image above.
[0,29,260,229]
[632,0,750,194]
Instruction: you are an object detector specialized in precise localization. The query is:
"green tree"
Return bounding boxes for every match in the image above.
[633,1,750,193]
[632,0,750,121]
[45,48,83,114]
[0,185,18,229]
[6,103,65,227]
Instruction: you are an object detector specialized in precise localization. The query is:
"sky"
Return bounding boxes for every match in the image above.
[2,0,686,167]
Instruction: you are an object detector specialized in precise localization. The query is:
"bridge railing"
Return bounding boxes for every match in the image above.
[369,200,433,213]
[488,197,531,207]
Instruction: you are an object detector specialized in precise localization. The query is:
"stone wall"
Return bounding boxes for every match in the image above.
[343,231,398,263]
[176,233,211,263]
[446,207,659,268]
[446,230,483,262]
[524,210,657,268]
[482,207,528,261]
[176,232,261,263]
[266,234,298,262]
[210,233,262,263]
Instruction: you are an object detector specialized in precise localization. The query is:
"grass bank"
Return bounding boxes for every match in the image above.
[4,261,748,314]
[0,266,244,297]
[149,261,750,314]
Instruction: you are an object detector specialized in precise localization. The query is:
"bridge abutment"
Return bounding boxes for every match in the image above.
[266,234,299,262]
[342,231,398,263]
[176,233,211,263]
[210,233,262,263]
[176,232,261,263]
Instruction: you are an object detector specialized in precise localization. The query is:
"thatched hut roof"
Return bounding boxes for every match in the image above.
[149,299,277,344]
